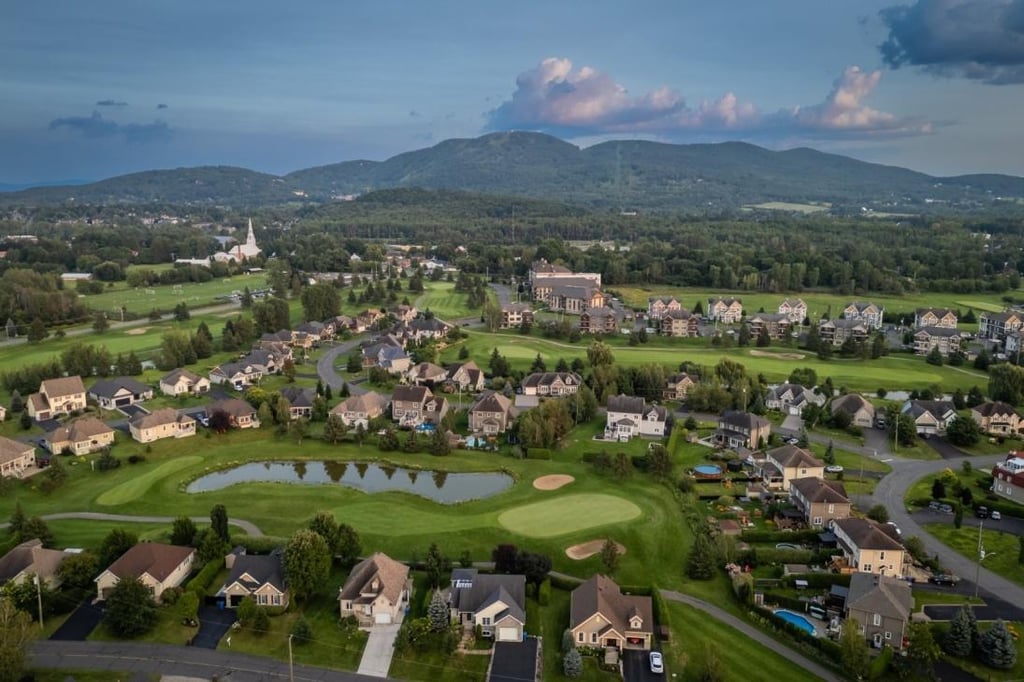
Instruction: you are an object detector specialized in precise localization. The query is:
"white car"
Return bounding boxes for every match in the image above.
[991,510,1002,521]
[649,651,664,674]
[825,465,844,473]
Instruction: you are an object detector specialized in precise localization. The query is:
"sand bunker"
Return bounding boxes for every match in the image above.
[124,327,149,335]
[749,349,805,360]
[565,539,627,561]
[533,474,575,491]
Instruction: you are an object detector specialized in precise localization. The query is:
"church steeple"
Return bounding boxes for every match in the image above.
[245,218,257,248]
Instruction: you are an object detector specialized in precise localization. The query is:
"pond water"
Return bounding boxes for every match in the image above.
[185,461,513,504]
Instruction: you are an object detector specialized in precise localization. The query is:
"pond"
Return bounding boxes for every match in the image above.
[185,461,513,504]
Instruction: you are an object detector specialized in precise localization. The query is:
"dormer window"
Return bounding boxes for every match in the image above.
[630,617,642,629]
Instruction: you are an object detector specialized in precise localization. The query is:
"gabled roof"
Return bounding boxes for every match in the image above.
[470,391,513,416]
[915,326,960,338]
[916,307,955,318]
[521,372,581,389]
[0,539,67,584]
[88,376,151,399]
[824,318,868,329]
[708,297,742,306]
[666,372,698,386]
[831,393,874,416]
[332,391,389,415]
[846,573,912,620]
[607,394,645,415]
[339,552,409,605]
[719,410,770,431]
[279,387,316,408]
[833,518,903,551]
[750,312,790,323]
[903,400,956,421]
[40,376,86,398]
[46,417,114,444]
[161,368,202,385]
[102,543,194,582]
[972,401,1018,418]
[130,407,194,430]
[393,385,430,403]
[570,575,653,634]
[0,436,33,464]
[845,301,880,313]
[790,477,849,504]
[449,569,526,624]
[767,444,824,469]
[644,404,668,421]
[407,362,447,380]
[662,309,697,320]
[207,398,256,419]
[222,551,286,594]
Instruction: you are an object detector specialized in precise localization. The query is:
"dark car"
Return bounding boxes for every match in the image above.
[975,506,990,519]
[929,573,959,586]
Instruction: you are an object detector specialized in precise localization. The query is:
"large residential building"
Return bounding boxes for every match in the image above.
[914,308,958,329]
[765,383,825,415]
[659,309,700,337]
[991,454,1024,503]
[129,408,196,443]
[529,260,601,288]
[748,313,792,341]
[978,309,1024,342]
[534,278,608,314]
[842,302,885,329]
[714,411,771,449]
[604,395,667,441]
[579,306,618,335]
[971,402,1021,436]
[95,543,196,602]
[391,386,448,428]
[914,327,962,357]
[789,477,851,528]
[0,436,35,478]
[27,376,87,420]
[778,298,807,324]
[819,318,869,347]
[706,298,743,324]
[648,297,682,318]
[832,518,906,578]
[44,417,115,455]
[330,392,389,430]
[754,445,824,491]
[569,575,653,651]
[845,573,913,651]
[338,552,412,626]
[500,303,534,329]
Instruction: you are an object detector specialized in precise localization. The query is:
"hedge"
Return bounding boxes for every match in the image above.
[781,573,850,589]
[549,574,583,591]
[738,548,815,566]
[230,535,288,553]
[740,529,823,544]
[538,578,551,606]
[186,559,222,593]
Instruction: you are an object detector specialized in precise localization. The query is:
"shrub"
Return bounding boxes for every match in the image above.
[524,448,553,460]
[128,454,146,464]
[538,578,551,606]
[186,560,222,593]
[292,617,313,645]
[563,648,583,678]
[869,645,894,680]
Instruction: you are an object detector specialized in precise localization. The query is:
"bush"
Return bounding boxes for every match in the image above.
[292,616,313,644]
[230,535,289,553]
[739,529,821,544]
[869,646,894,680]
[524,448,553,460]
[186,560,222,593]
[538,578,551,606]
[252,607,270,635]
[127,454,146,464]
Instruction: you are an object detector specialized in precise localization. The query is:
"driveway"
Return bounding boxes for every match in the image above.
[192,604,237,649]
[922,436,972,460]
[622,649,662,682]
[489,639,538,682]
[50,600,104,641]
[118,404,149,418]
[357,623,400,678]
[778,414,803,436]
[317,338,368,394]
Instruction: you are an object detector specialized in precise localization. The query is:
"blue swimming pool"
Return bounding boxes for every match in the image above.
[694,464,722,479]
[774,610,817,637]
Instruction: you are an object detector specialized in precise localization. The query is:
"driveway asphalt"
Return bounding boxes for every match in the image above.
[922,436,972,460]
[622,648,662,682]
[489,639,538,682]
[192,604,237,649]
[356,623,400,678]
[49,600,104,641]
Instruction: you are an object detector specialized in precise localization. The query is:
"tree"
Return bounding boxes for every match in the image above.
[289,417,309,444]
[788,367,817,388]
[492,544,518,574]
[700,642,725,682]
[926,346,943,366]
[98,528,137,568]
[7,502,25,541]
[866,504,890,524]
[92,312,109,334]
[600,539,620,574]
[210,504,230,543]
[530,353,546,373]
[586,341,614,368]
[173,302,191,321]
[931,478,946,500]
[346,354,362,373]
[301,283,341,321]
[194,528,229,564]
[905,621,940,678]
[428,590,450,632]
[57,551,98,591]
[516,551,552,588]
[946,416,982,446]
[563,648,583,678]
[423,543,450,589]
[954,502,963,529]
[944,604,977,657]
[647,444,673,480]
[1019,536,1024,565]
[170,516,197,546]
[283,529,332,601]
[27,318,46,343]
[891,412,917,447]
[322,414,349,445]
[0,597,34,682]
[979,620,1017,669]
[19,517,54,548]
[308,510,340,554]
[104,576,157,637]
[989,363,1024,405]
[488,348,511,377]
[686,531,715,580]
[839,618,870,680]
[974,349,991,371]
[335,524,362,567]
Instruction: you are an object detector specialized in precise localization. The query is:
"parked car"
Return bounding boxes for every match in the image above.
[886,521,902,535]
[786,437,800,445]
[875,417,887,429]
[825,465,844,473]
[649,651,664,674]
[991,510,1002,521]
[975,506,990,519]
[928,500,941,511]
[929,573,959,586]
[938,503,954,514]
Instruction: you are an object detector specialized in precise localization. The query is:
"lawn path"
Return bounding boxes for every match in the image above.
[0,511,264,536]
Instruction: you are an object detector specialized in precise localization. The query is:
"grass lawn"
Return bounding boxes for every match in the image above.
[413,281,496,322]
[46,519,173,548]
[903,468,991,508]
[31,671,151,682]
[96,456,204,506]
[389,647,492,682]
[497,494,642,538]
[923,523,1024,588]
[537,587,619,682]
[90,604,195,646]
[911,590,984,610]
[79,271,269,315]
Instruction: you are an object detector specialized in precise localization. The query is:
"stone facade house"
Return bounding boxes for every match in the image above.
[579,306,618,335]
[748,313,792,340]
[570,575,653,651]
[663,373,699,401]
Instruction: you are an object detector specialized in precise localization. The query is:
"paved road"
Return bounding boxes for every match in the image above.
[29,640,384,681]
[0,512,264,537]
[489,282,513,306]
[317,339,369,394]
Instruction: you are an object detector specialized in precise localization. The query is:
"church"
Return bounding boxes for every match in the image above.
[211,219,262,263]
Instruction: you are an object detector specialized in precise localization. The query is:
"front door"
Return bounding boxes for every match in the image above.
[873,633,883,649]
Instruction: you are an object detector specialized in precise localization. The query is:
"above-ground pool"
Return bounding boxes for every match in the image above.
[775,543,801,550]
[694,464,723,479]
[773,610,817,637]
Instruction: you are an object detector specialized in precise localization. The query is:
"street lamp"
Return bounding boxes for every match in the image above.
[33,574,43,629]
[973,521,997,599]
[288,633,295,682]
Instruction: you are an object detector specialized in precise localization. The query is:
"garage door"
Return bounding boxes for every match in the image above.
[497,627,519,642]
[115,397,132,407]
[374,612,392,624]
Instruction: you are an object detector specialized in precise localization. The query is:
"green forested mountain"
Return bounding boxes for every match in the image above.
[4,132,1024,211]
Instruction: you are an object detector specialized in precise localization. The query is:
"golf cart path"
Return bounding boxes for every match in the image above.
[0,512,264,537]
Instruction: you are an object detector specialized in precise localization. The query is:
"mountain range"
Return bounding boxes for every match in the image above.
[3,132,1023,212]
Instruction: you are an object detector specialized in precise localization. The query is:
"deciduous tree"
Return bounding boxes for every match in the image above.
[104,576,157,638]
[283,529,332,601]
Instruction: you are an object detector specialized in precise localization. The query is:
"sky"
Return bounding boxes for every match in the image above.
[4,0,1024,185]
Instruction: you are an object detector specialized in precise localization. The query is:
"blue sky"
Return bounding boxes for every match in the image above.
[4,0,1024,184]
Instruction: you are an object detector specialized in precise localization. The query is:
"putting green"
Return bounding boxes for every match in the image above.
[97,456,202,506]
[497,493,642,538]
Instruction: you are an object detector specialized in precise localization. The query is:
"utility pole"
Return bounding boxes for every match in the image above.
[34,574,44,629]
[973,521,995,600]
[288,633,294,682]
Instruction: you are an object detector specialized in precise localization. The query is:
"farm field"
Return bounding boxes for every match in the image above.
[77,271,270,315]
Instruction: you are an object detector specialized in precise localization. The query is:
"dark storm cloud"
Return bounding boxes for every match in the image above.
[96,99,128,107]
[48,111,173,143]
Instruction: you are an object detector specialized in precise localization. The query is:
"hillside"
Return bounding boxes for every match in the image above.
[3,132,1024,211]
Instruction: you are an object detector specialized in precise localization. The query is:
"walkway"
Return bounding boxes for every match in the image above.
[29,640,383,682]
[0,511,264,537]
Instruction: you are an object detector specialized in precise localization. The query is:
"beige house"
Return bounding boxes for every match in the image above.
[217,548,288,608]
[339,552,412,626]
[756,445,825,491]
[521,372,582,397]
[128,408,196,443]
[914,308,957,329]
[500,303,534,329]
[391,386,449,427]
[0,539,69,588]
[659,309,700,337]
[206,398,259,429]
[978,309,1024,341]
[842,302,884,329]
[647,297,682,318]
[570,575,653,651]
[902,400,957,436]
[845,573,913,651]
[778,298,807,323]
[706,298,743,324]
[831,394,875,429]
[0,436,36,477]
[914,327,962,356]
[748,313,792,340]
[95,543,195,602]
[44,417,115,455]
[406,362,447,386]
[468,392,516,434]
[714,411,771,449]
[663,372,699,401]
[820,318,869,346]
[27,376,87,420]
[159,369,210,397]
[444,361,485,392]
[789,477,851,528]
[579,307,618,335]
[971,401,1021,435]
[330,392,389,429]
[832,518,906,578]
[449,569,525,641]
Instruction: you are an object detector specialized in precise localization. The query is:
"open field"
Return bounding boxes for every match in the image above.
[413,280,496,321]
[97,456,203,506]
[923,523,1024,588]
[78,271,269,315]
[742,201,830,214]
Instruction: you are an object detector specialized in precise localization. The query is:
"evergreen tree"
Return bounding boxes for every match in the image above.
[27,318,46,343]
[530,353,546,372]
[7,503,25,541]
[92,312,109,334]
[322,414,349,444]
[170,516,197,546]
[686,531,715,580]
[824,440,835,465]
[378,426,399,451]
[600,539,620,574]
[104,576,157,637]
[563,648,583,678]
[943,604,976,658]
[430,427,450,456]
[979,620,1017,669]
[428,590,450,632]
[423,543,450,589]
[210,504,230,543]
[906,621,940,678]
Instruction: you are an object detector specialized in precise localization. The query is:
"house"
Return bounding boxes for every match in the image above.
[448,568,525,641]
[530,261,601,288]
[391,386,448,427]
[405,317,452,342]
[831,518,906,578]
[27,376,87,420]
[714,411,771,449]
[209,361,262,390]
[0,405,5,422]
[831,394,875,429]
[217,548,288,608]
[991,454,1024,502]
[468,392,516,435]
[754,445,825,491]
[915,308,958,329]
[539,280,608,314]
[128,408,196,443]
[914,327,962,357]
[706,298,743,324]
[278,387,317,420]
[330,392,389,429]
[819,318,869,347]
[659,309,700,337]
[971,402,1021,436]
[604,395,667,440]
[362,336,412,375]
[842,302,885,329]
[845,573,913,651]
[88,377,153,410]
[789,477,851,528]
[579,306,618,335]
[901,400,957,436]
[444,361,485,393]
[294,321,327,344]
[648,297,682,318]
[159,369,210,397]
[0,436,36,477]
[765,384,825,415]
[978,310,1024,341]
[95,543,196,602]
[243,349,282,376]
[0,539,70,588]
[521,372,582,397]
[778,298,807,324]
[393,305,418,324]
[569,575,653,651]
[206,398,260,429]
[338,552,412,626]
[749,313,793,340]
[500,303,534,329]
[44,417,116,455]
[663,373,699,401]
[406,362,448,387]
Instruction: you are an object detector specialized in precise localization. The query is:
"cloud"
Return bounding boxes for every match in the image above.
[879,0,1024,84]
[156,103,168,109]
[486,58,930,140]
[96,99,128,107]
[48,111,173,143]
[408,109,420,118]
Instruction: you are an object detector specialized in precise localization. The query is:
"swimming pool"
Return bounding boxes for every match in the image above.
[773,610,817,637]
[694,464,722,479]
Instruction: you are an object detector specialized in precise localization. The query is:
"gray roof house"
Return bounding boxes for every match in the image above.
[217,548,288,608]
[845,573,913,651]
[449,568,526,642]
[87,376,153,410]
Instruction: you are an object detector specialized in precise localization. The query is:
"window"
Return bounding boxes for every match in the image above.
[482,617,491,626]
[591,633,598,644]
[880,551,885,560]
[873,614,881,626]
[827,504,834,514]
[813,516,822,526]
[578,632,584,643]
[885,632,892,640]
